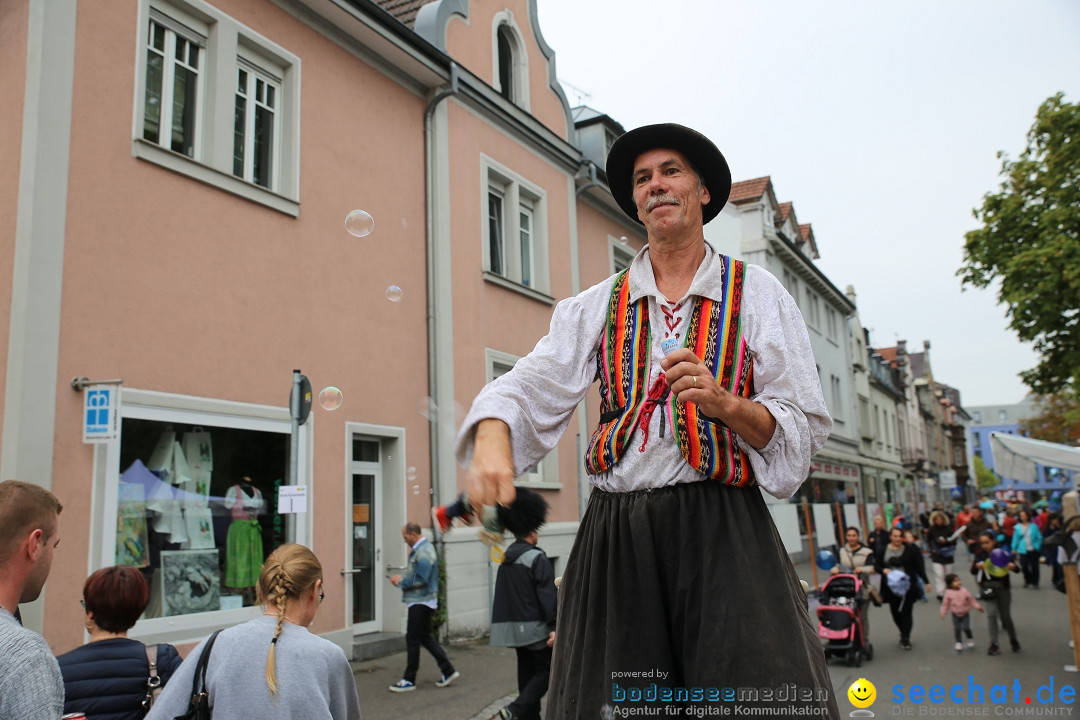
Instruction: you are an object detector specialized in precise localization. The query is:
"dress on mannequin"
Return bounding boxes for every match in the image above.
[224,478,264,588]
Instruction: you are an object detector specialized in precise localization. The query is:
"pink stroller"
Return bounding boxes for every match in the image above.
[816,573,873,667]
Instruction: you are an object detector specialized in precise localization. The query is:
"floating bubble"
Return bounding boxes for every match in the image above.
[386,285,403,302]
[318,386,343,411]
[618,236,629,245]
[412,484,420,495]
[418,396,439,422]
[406,466,418,482]
[345,209,375,237]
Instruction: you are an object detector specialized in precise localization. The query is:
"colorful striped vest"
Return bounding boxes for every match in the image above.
[583,257,756,486]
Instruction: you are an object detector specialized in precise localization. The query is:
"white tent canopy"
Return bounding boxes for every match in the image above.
[990,433,1080,483]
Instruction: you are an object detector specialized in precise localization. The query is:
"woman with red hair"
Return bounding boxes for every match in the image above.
[57,565,182,719]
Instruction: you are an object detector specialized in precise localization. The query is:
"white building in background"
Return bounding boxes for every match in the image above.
[706,178,861,511]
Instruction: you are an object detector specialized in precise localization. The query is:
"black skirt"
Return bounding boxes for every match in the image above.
[547,481,840,719]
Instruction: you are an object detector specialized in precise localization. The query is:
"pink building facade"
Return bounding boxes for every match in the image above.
[1,0,644,656]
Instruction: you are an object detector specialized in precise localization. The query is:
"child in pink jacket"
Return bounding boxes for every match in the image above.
[941,573,985,652]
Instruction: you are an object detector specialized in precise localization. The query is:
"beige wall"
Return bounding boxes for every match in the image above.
[0,1,28,452]
[45,0,431,652]
[445,0,568,140]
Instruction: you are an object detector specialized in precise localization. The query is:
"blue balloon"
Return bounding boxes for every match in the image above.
[816,549,837,571]
[990,548,1011,568]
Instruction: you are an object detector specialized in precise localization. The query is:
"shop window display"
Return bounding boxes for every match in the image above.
[116,418,289,618]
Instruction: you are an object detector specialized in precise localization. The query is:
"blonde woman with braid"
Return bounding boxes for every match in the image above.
[146,544,361,720]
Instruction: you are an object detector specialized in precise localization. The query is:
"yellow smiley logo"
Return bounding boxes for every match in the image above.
[847,678,876,709]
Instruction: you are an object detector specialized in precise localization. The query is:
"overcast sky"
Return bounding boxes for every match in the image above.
[536,0,1080,407]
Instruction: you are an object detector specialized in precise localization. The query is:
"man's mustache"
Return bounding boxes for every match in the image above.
[645,194,680,211]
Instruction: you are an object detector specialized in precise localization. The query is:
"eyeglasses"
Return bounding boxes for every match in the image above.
[79,599,86,609]
[319,590,325,604]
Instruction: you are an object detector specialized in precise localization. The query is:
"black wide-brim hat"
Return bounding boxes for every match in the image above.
[605,123,731,226]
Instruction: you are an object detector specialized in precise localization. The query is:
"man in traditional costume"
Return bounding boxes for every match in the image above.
[456,124,839,718]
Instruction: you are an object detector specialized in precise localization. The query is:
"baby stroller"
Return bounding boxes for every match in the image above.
[816,573,873,667]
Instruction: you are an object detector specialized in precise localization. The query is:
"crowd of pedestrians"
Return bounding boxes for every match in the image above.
[843,497,1068,658]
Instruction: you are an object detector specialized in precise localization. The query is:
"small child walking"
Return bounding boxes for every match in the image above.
[940,573,985,651]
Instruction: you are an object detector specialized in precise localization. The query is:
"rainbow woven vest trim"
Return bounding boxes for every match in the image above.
[583,257,756,486]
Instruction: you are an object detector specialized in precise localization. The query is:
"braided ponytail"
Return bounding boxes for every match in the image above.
[257,544,323,696]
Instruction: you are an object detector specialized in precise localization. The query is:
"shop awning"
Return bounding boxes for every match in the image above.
[990,433,1080,483]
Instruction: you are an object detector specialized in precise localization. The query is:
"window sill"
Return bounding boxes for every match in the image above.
[133,138,299,217]
[514,480,563,490]
[483,271,555,305]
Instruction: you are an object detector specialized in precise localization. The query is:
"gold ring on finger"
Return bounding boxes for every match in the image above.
[693,375,697,388]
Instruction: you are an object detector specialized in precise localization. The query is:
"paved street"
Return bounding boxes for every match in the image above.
[351,555,1078,718]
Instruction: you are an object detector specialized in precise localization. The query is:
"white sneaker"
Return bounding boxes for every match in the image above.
[954,642,963,652]
[966,640,975,649]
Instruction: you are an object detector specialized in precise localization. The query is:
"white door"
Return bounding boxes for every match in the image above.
[348,440,382,635]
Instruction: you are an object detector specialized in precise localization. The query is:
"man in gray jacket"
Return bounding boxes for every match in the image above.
[388,522,458,692]
[491,528,556,720]
[0,480,65,720]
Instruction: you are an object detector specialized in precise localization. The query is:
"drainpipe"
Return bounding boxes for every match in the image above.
[570,161,601,518]
[424,62,458,638]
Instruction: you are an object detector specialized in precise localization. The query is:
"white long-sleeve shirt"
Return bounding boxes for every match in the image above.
[455,245,832,499]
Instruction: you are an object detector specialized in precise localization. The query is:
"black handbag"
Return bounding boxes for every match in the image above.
[141,644,161,716]
[979,585,998,602]
[174,630,222,720]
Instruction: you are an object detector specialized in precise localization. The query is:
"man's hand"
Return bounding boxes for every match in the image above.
[466,419,517,509]
[389,575,402,587]
[547,631,556,647]
[659,349,776,449]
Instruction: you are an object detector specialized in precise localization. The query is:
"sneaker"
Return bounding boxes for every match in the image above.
[432,506,452,534]
[988,643,1001,656]
[1010,638,1021,652]
[435,670,460,688]
[389,679,416,693]
[498,709,514,720]
[901,641,912,651]
[966,640,975,649]
[954,642,963,652]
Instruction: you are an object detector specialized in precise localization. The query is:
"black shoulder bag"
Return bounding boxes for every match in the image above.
[174,630,222,720]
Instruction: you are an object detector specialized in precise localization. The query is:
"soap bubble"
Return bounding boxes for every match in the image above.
[386,285,404,302]
[419,396,439,422]
[407,466,418,482]
[345,209,374,238]
[618,236,629,245]
[318,386,343,411]
[412,484,420,495]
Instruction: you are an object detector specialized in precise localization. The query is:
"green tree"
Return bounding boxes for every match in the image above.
[958,93,1080,399]
[972,455,999,490]
[1019,392,1080,445]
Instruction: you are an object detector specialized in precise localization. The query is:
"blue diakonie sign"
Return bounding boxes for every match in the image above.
[83,385,118,443]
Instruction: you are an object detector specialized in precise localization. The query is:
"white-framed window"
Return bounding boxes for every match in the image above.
[491,11,530,110]
[806,289,821,328]
[142,11,204,158]
[482,155,550,297]
[782,269,799,307]
[94,388,309,643]
[830,375,843,421]
[609,236,635,275]
[485,349,560,487]
[973,410,982,424]
[134,0,301,215]
[826,307,839,343]
[232,58,280,189]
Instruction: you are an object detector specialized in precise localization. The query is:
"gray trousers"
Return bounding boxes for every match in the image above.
[950,613,973,642]
[984,588,1017,645]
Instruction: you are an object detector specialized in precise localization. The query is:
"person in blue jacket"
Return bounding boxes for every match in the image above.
[388,522,459,692]
[57,565,182,720]
[1011,508,1044,588]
